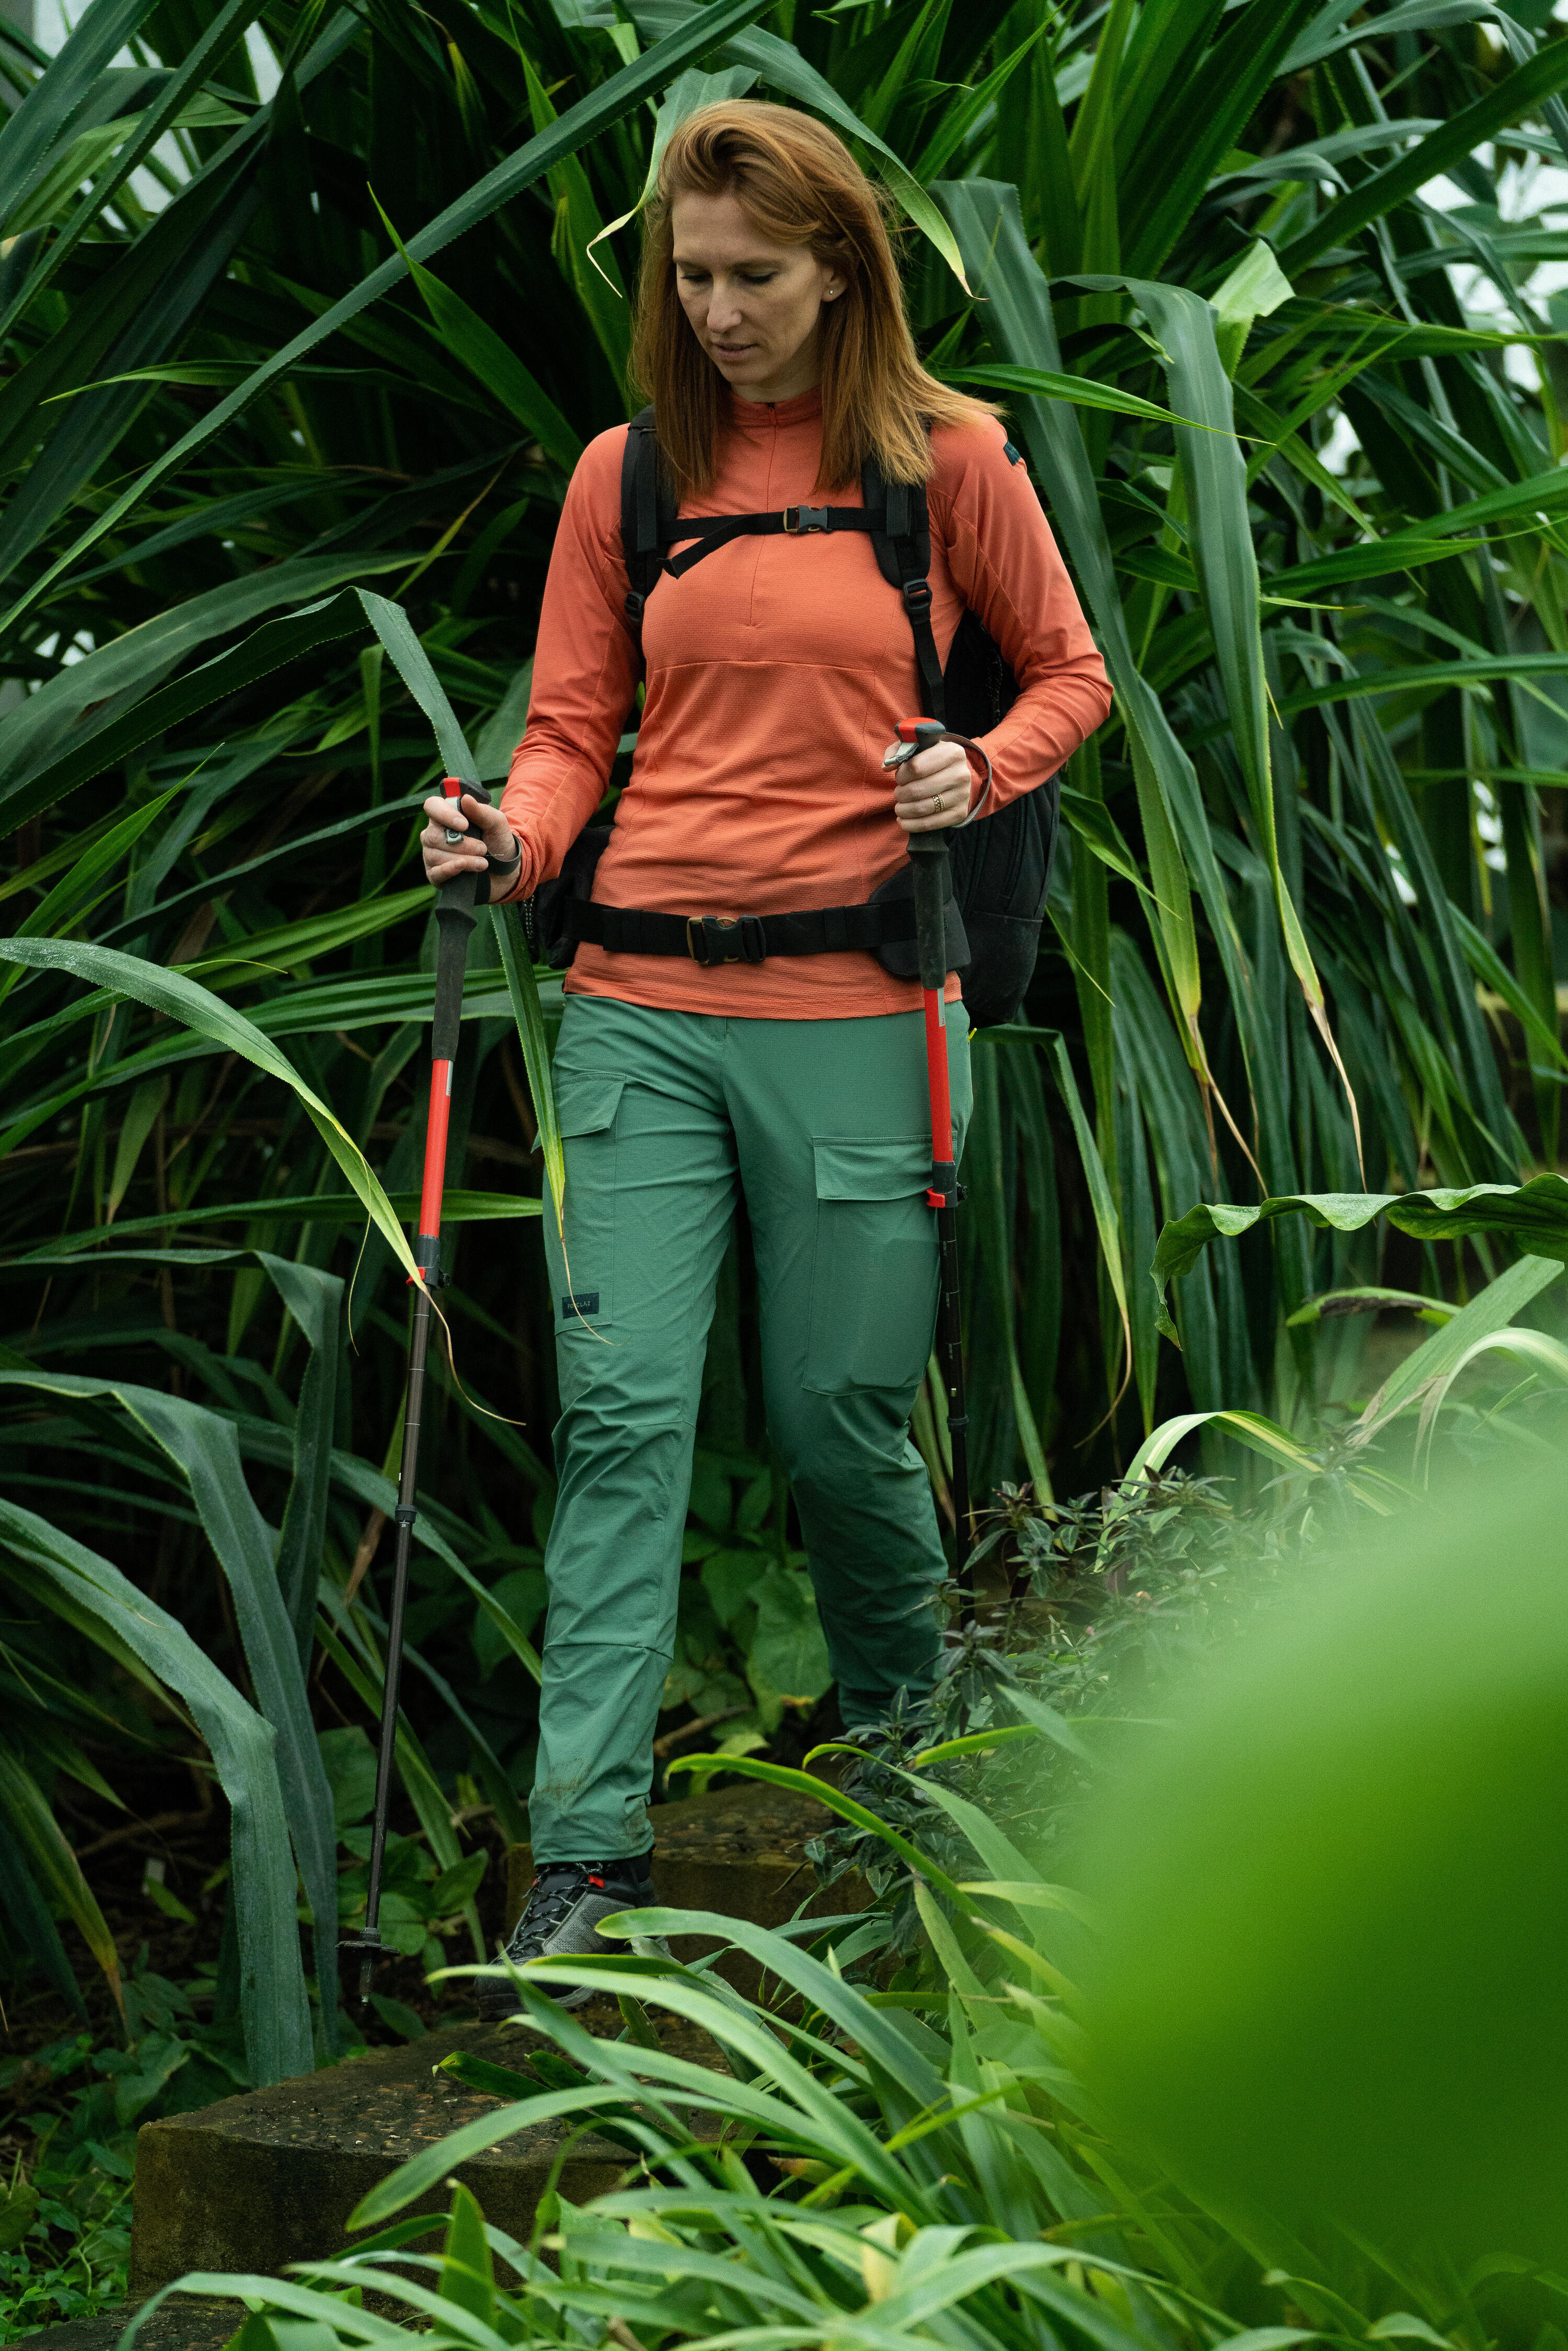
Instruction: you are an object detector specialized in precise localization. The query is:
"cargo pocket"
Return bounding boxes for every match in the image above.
[804,1137,938,1396]
[550,1070,625,1340]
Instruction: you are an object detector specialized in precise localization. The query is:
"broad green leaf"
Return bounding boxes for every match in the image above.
[1125,1409,1324,1481]
[936,180,1252,1127]
[0,1368,338,2039]
[1074,273,1343,1115]
[1286,1287,1459,1330]
[0,786,177,1002]
[106,1074,167,1221]
[438,2184,497,2327]
[911,20,1050,185]
[0,1500,310,2082]
[0,0,269,331]
[520,51,632,394]
[1210,239,1294,376]
[967,1045,1051,1494]
[1154,1183,1568,1339]
[1356,1258,1567,1438]
[261,1254,342,1680]
[1412,1327,1568,1474]
[746,1566,831,1706]
[585,64,757,264]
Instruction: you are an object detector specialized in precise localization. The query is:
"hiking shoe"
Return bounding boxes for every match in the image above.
[477,1858,665,2016]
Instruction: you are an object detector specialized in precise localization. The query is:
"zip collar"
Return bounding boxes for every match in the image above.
[723,386,824,433]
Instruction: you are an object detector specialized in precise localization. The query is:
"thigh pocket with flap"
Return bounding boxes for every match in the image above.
[550,1070,625,1339]
[804,1137,938,1396]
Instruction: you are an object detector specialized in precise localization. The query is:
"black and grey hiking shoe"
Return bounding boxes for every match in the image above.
[477,1858,665,2017]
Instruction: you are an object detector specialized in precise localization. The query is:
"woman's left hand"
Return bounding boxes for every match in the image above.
[892,740,974,833]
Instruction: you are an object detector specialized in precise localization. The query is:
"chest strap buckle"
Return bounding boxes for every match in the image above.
[782,505,830,534]
[686,913,767,965]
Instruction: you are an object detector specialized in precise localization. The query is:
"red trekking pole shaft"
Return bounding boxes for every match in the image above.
[891,718,973,1608]
[343,774,487,2006]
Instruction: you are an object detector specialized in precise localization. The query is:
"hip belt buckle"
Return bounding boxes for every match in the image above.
[686,913,767,966]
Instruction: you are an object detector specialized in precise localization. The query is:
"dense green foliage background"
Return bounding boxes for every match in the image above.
[1,0,1566,2253]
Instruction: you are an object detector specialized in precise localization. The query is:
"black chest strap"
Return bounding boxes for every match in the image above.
[619,408,946,725]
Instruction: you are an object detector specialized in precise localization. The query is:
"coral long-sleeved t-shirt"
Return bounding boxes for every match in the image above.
[497,387,1111,1018]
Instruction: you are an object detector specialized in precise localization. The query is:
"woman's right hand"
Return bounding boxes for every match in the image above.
[420,790,520,888]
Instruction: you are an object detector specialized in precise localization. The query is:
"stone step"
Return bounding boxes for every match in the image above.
[22,2297,242,2351]
[130,1779,858,2299]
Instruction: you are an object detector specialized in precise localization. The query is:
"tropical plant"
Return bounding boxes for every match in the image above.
[121,1457,1568,2351]
[1,0,1565,2079]
[0,1958,251,2339]
[126,1711,1568,2351]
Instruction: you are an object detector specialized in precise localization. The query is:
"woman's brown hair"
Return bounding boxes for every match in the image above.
[630,100,995,496]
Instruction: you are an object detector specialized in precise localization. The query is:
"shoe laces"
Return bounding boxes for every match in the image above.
[504,1862,620,1960]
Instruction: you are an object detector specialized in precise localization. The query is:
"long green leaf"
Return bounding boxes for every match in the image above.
[1284,37,1568,271]
[0,0,154,232]
[0,1738,122,2009]
[0,1369,338,2039]
[0,1499,310,2081]
[0,936,422,1279]
[494,905,564,1236]
[626,0,973,289]
[938,360,1204,431]
[0,563,409,839]
[1154,1181,1568,1337]
[1050,1035,1132,1416]
[0,0,780,636]
[372,205,583,477]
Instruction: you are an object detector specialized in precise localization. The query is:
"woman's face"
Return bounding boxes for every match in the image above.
[671,188,843,405]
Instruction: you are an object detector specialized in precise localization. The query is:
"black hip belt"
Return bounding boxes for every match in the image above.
[569,891,949,969]
[530,826,971,977]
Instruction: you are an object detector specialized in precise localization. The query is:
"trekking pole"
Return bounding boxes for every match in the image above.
[885,718,974,1616]
[341,774,488,2007]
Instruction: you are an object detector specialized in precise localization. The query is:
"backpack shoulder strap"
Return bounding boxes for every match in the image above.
[863,446,944,724]
[620,405,676,653]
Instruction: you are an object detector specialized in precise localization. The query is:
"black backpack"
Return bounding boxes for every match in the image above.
[527,407,1060,1030]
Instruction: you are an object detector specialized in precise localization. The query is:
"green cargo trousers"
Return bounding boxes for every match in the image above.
[529,993,972,1862]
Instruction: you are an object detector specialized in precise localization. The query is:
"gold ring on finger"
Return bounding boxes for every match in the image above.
[933,793,944,812]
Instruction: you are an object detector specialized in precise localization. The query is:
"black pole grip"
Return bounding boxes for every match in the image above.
[908,836,950,994]
[905,719,953,994]
[431,870,480,1061]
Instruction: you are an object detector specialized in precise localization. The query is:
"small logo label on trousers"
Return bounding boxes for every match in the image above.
[561,1291,600,1318]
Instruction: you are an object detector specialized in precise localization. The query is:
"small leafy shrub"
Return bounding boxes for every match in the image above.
[0,1956,253,2336]
[809,1469,1309,1947]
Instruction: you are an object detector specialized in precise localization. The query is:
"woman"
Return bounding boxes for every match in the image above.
[421,102,1111,2001]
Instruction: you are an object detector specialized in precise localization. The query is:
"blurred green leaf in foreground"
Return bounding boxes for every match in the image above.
[1079,1451,1568,2289]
